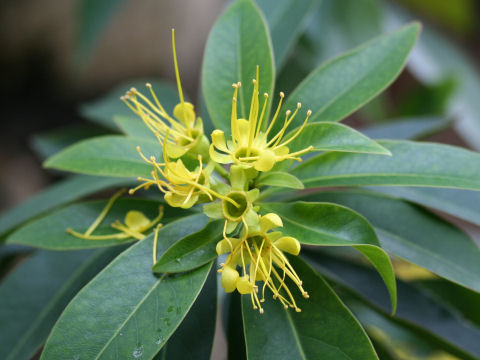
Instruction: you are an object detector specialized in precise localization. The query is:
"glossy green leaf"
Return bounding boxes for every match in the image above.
[255,0,316,69]
[202,0,274,133]
[155,267,217,360]
[277,23,419,132]
[306,250,480,359]
[242,256,378,360]
[287,122,391,154]
[44,135,160,178]
[114,115,157,140]
[7,198,187,250]
[294,140,480,190]
[262,202,396,312]
[301,190,480,293]
[0,175,132,239]
[0,247,122,360]
[256,171,304,189]
[81,80,179,130]
[153,220,222,273]
[416,279,480,327]
[370,186,480,227]
[30,124,109,159]
[40,215,210,360]
[360,116,450,140]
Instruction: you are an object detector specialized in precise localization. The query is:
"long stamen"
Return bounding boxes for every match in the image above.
[247,67,260,156]
[271,103,302,147]
[261,92,285,142]
[85,189,125,236]
[231,83,240,146]
[255,92,269,140]
[172,28,190,132]
[275,110,312,148]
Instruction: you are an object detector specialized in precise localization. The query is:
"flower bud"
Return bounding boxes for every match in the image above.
[221,266,239,293]
[236,275,254,294]
[274,236,301,255]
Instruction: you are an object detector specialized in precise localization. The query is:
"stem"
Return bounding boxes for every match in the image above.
[214,163,229,181]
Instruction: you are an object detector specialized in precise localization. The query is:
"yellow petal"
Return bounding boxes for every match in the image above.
[211,129,229,152]
[221,266,239,293]
[173,102,195,126]
[209,144,232,164]
[235,119,250,144]
[124,210,151,232]
[165,142,188,159]
[254,149,276,171]
[236,275,254,294]
[164,192,198,209]
[260,213,283,232]
[274,236,301,255]
[216,237,241,255]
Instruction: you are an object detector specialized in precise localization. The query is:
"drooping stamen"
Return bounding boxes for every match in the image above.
[85,189,126,236]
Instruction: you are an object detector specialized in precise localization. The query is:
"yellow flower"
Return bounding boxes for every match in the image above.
[130,136,240,210]
[209,67,313,172]
[216,212,308,314]
[67,189,163,241]
[121,29,208,159]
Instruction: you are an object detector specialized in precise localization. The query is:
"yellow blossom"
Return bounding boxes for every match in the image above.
[130,135,240,210]
[121,29,208,159]
[217,212,308,313]
[67,189,163,241]
[209,67,313,172]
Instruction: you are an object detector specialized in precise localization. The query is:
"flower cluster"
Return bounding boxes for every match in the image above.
[69,30,314,313]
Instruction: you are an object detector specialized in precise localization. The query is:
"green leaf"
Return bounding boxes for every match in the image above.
[360,116,450,140]
[256,171,304,189]
[301,190,480,293]
[0,175,132,238]
[278,22,420,131]
[114,115,157,140]
[294,140,480,190]
[0,247,122,360]
[202,0,274,133]
[306,250,480,359]
[155,267,217,360]
[40,215,210,360]
[287,122,391,154]
[262,202,396,312]
[370,186,480,227]
[30,124,109,159]
[153,220,222,273]
[44,135,160,178]
[7,198,187,250]
[255,0,316,69]
[242,256,378,360]
[81,80,179,130]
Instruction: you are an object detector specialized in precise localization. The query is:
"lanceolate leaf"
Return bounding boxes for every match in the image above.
[202,0,274,133]
[255,0,316,69]
[0,247,123,360]
[293,140,480,190]
[7,199,188,250]
[256,171,304,189]
[0,175,132,239]
[262,202,396,312]
[370,186,480,227]
[40,215,210,360]
[44,135,160,178]
[287,122,391,154]
[242,256,378,360]
[277,22,420,131]
[153,220,223,273]
[155,268,217,360]
[307,251,480,359]
[301,190,480,293]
